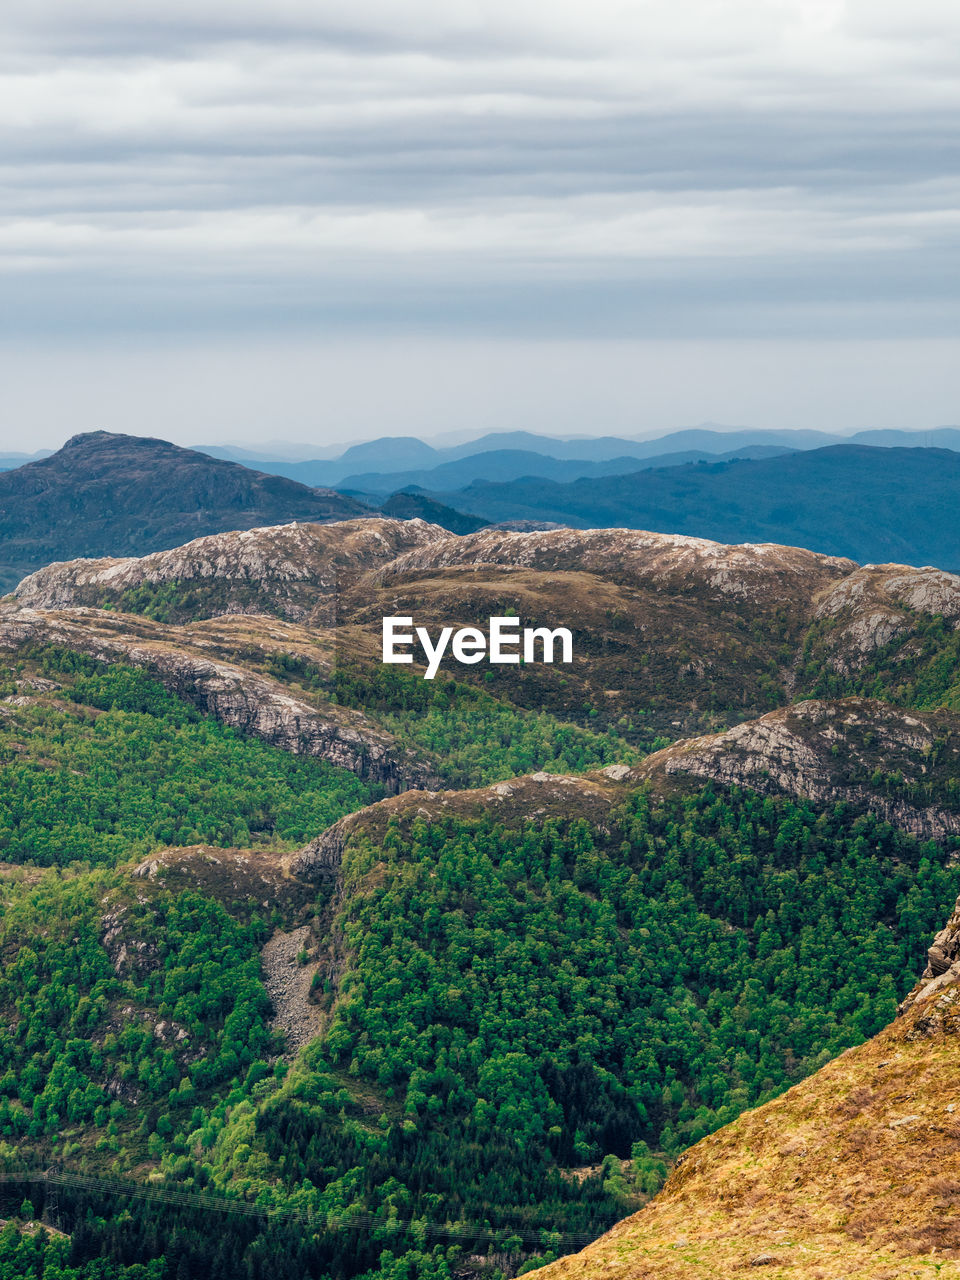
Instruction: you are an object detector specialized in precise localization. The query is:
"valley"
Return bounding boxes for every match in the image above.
[1,513,960,1277]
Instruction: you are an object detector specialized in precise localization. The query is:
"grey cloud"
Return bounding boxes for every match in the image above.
[0,0,958,444]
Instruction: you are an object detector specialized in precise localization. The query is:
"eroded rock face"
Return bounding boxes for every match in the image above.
[901,897,960,1015]
[812,563,960,673]
[291,822,352,878]
[14,518,450,622]
[0,605,436,791]
[644,698,960,841]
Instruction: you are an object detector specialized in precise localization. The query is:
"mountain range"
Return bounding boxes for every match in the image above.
[2,432,960,589]
[196,424,960,491]
[2,434,960,1276]
[418,444,960,569]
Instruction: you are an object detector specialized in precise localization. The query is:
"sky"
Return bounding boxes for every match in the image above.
[1,0,958,451]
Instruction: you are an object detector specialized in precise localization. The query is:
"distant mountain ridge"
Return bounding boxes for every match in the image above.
[418,444,960,570]
[195,424,960,490]
[10,424,957,496]
[337,444,790,495]
[0,431,370,591]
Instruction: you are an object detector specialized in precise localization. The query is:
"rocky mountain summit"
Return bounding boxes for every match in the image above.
[385,524,856,606]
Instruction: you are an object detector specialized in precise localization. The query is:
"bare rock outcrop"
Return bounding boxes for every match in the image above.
[641,698,960,841]
[291,820,353,879]
[812,563,960,674]
[901,897,960,1016]
[14,518,450,623]
[261,925,323,1056]
[0,605,436,791]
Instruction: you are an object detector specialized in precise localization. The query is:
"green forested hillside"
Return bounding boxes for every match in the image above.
[0,786,951,1279]
[2,635,960,1278]
[325,662,644,784]
[0,1223,163,1280]
[0,871,273,1136]
[0,651,380,866]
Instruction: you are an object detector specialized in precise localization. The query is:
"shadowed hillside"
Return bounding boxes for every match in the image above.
[423,445,960,569]
[0,431,370,590]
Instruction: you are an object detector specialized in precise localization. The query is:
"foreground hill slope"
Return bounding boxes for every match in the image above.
[0,431,370,590]
[534,911,960,1280]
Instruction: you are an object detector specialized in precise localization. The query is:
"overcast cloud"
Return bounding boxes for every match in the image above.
[0,0,958,448]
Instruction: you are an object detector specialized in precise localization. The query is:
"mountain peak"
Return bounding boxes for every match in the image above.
[0,431,371,590]
[59,430,175,452]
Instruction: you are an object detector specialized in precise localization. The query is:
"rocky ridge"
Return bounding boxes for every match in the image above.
[287,698,960,881]
[641,697,960,841]
[7,520,960,793]
[0,604,436,790]
[383,525,857,608]
[15,520,960,734]
[13,518,449,623]
[289,768,626,878]
[808,562,960,676]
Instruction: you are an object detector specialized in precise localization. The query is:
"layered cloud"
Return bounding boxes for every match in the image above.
[1,0,958,342]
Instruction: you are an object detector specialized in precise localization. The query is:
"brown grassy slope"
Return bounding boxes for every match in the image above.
[536,968,960,1279]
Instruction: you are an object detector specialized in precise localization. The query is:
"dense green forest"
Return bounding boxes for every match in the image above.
[0,651,380,866]
[0,867,274,1140]
[2,773,956,1277]
[12,787,940,1280]
[2,645,960,1277]
[0,1220,163,1280]
[274,656,646,785]
[318,789,957,1160]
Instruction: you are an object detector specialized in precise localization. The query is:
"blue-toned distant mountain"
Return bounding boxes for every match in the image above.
[338,444,791,494]
[196,425,960,490]
[0,449,52,471]
[411,444,960,570]
[200,428,831,485]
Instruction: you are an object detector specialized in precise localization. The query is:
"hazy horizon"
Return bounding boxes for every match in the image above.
[4,413,960,463]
